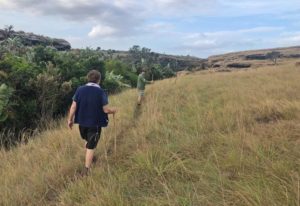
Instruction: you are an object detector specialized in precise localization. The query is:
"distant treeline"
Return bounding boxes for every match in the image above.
[0,37,175,147]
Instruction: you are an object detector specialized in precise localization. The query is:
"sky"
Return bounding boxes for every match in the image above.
[0,0,300,58]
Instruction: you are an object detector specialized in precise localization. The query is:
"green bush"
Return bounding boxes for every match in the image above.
[0,43,177,146]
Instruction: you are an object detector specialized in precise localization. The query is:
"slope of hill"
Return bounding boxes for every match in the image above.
[0,59,299,205]
[4,28,300,72]
[208,46,300,69]
[0,28,205,71]
[107,50,206,71]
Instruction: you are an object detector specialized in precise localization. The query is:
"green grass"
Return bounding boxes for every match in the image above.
[0,60,300,206]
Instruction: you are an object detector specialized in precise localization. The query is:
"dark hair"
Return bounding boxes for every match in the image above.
[87,70,101,83]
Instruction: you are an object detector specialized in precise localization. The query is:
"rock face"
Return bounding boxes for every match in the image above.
[0,29,71,50]
[227,63,251,68]
[52,38,71,51]
[0,31,5,40]
[284,54,300,58]
[158,55,206,71]
[245,54,268,60]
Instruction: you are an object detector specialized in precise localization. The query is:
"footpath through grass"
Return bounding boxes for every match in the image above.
[0,61,300,206]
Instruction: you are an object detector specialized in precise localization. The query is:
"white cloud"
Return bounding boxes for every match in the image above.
[274,32,300,46]
[2,0,298,25]
[219,0,300,15]
[183,26,283,44]
[144,22,174,33]
[239,27,284,33]
[88,25,118,38]
[0,0,298,38]
[0,0,143,37]
[0,0,299,57]
[149,0,217,16]
[177,26,286,57]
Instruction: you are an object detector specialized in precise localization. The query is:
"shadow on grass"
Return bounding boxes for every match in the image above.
[133,104,142,120]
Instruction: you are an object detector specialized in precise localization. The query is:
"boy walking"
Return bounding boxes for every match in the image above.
[137,69,153,105]
[68,70,117,175]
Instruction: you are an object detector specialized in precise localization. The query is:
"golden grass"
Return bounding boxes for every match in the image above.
[0,60,300,206]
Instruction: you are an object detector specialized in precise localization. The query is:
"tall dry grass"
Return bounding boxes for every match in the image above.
[0,60,299,206]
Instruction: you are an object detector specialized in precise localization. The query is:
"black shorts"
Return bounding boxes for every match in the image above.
[79,125,102,149]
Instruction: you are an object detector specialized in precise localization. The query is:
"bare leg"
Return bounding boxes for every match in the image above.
[137,95,141,105]
[85,149,95,169]
[138,95,144,105]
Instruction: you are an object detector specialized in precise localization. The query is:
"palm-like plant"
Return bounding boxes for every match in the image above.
[106,71,131,88]
[0,84,14,122]
[0,37,24,56]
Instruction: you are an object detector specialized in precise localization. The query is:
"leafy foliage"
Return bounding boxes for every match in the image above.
[0,40,176,145]
[0,84,14,122]
[266,51,280,65]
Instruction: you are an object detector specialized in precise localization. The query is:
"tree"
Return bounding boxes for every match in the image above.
[3,25,14,38]
[267,51,280,65]
[105,60,138,87]
[128,45,157,73]
[32,45,56,67]
[104,71,131,93]
[31,63,61,124]
[129,45,142,72]
[0,37,26,56]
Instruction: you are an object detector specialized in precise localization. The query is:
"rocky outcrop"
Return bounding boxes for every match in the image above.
[245,54,268,60]
[0,31,5,40]
[283,54,300,58]
[158,55,206,71]
[227,63,251,68]
[212,64,221,68]
[0,29,71,50]
[51,38,71,51]
[208,46,300,69]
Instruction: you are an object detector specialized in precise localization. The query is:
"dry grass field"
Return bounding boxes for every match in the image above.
[0,60,299,206]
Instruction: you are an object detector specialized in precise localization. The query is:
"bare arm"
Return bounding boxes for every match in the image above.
[68,101,77,129]
[142,77,153,84]
[103,105,117,115]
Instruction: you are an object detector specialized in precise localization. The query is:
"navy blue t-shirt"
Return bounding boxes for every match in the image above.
[73,84,108,127]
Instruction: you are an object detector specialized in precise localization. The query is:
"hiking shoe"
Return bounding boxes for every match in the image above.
[80,167,90,177]
[92,156,98,163]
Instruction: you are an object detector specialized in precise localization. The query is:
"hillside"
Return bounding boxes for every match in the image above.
[207,46,300,70]
[0,28,205,71]
[102,49,205,71]
[3,27,300,72]
[0,59,300,205]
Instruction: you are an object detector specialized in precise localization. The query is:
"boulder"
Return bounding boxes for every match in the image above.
[245,54,268,60]
[0,30,5,40]
[212,64,221,68]
[52,38,71,51]
[227,63,251,68]
[284,54,300,58]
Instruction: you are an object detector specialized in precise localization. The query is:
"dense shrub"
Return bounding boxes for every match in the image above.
[0,41,175,145]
